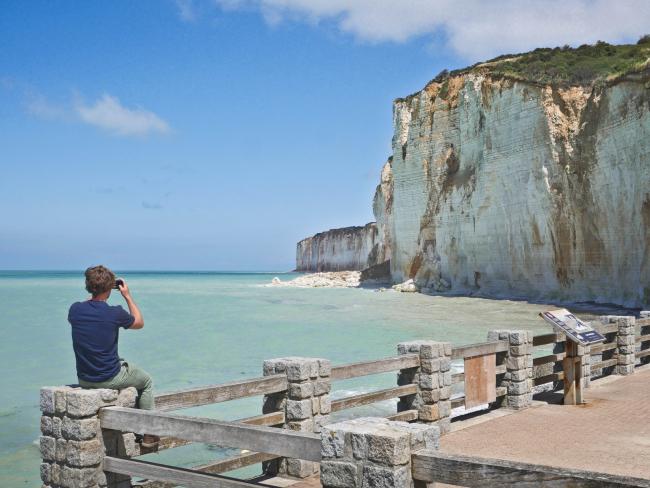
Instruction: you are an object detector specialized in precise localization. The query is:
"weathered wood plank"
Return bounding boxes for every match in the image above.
[533,333,565,347]
[590,358,618,372]
[451,341,508,360]
[636,333,650,343]
[151,411,285,455]
[104,457,259,488]
[330,354,419,380]
[636,349,650,359]
[411,450,650,487]
[453,364,506,384]
[331,384,417,412]
[450,386,506,409]
[154,375,288,411]
[464,354,496,409]
[100,407,321,462]
[137,452,279,488]
[533,372,564,386]
[591,342,617,353]
[386,409,418,422]
[533,353,565,367]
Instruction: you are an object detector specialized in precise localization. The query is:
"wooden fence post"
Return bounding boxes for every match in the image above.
[397,341,452,434]
[262,357,331,478]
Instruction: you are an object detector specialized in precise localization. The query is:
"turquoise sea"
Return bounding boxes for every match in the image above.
[1,271,576,486]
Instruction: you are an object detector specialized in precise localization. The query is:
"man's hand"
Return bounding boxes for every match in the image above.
[116,278,144,329]
[117,278,131,299]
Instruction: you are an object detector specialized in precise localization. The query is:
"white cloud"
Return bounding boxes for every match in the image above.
[75,94,170,137]
[25,93,67,120]
[176,0,197,22]
[214,0,650,61]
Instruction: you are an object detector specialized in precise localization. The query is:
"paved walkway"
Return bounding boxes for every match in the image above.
[440,366,650,479]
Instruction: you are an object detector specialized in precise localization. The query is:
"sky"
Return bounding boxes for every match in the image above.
[1,0,648,271]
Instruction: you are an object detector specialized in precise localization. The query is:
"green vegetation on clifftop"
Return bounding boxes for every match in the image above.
[411,38,650,99]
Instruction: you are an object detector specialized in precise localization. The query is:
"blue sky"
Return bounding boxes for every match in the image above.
[1,0,647,271]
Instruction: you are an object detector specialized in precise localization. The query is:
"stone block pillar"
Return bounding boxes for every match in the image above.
[397,341,452,435]
[616,317,636,375]
[262,357,331,478]
[640,312,650,366]
[320,417,439,488]
[488,330,533,409]
[39,386,137,488]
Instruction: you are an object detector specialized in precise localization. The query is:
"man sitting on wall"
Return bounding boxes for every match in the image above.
[68,265,159,448]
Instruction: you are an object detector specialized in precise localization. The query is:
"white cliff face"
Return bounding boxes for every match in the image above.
[295,224,382,272]
[384,73,650,307]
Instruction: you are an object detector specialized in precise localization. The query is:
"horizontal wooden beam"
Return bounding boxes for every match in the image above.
[154,375,288,411]
[100,407,321,462]
[636,333,650,343]
[150,411,285,455]
[595,324,619,334]
[533,333,564,347]
[591,358,618,372]
[533,353,564,367]
[386,409,418,422]
[636,349,650,359]
[138,452,279,488]
[533,372,564,386]
[331,385,417,413]
[638,318,650,326]
[411,450,650,487]
[450,387,506,409]
[330,354,419,381]
[451,341,508,360]
[103,457,259,488]
[591,342,617,354]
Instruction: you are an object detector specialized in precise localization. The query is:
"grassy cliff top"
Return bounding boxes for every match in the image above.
[399,37,650,102]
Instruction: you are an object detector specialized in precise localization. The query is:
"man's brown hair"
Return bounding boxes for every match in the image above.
[85,265,115,297]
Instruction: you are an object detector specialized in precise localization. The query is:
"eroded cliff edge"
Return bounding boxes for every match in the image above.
[297,44,650,307]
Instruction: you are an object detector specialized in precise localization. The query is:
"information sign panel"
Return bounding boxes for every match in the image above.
[540,308,605,345]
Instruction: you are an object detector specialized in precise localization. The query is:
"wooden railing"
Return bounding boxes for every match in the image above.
[98,316,650,487]
[411,450,650,487]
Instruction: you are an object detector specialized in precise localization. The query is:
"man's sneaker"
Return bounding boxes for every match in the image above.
[141,434,160,449]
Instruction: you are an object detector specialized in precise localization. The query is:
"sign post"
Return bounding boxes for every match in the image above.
[539,309,604,405]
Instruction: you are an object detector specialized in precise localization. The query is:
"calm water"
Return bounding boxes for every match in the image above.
[0,271,560,486]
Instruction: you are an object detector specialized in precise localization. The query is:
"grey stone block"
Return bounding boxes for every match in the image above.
[40,436,56,462]
[321,461,358,488]
[60,465,99,488]
[320,430,345,459]
[506,356,527,370]
[288,382,313,399]
[40,387,68,415]
[66,439,103,467]
[288,418,314,432]
[439,357,451,372]
[420,359,440,373]
[55,438,68,462]
[509,331,528,346]
[66,390,100,418]
[362,465,410,488]
[62,417,99,441]
[41,416,53,436]
[418,404,439,421]
[286,359,314,381]
[311,397,320,415]
[314,414,330,433]
[286,459,317,478]
[318,359,332,377]
[508,380,530,395]
[117,387,137,408]
[320,395,331,414]
[419,373,438,390]
[438,400,451,417]
[617,364,635,375]
[97,389,118,403]
[510,369,528,381]
[367,430,410,466]
[286,399,312,420]
[508,394,530,409]
[263,358,286,376]
[314,379,331,395]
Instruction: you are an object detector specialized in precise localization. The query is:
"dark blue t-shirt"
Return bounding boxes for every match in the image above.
[68,300,135,382]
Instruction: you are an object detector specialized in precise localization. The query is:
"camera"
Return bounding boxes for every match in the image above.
[114,279,124,290]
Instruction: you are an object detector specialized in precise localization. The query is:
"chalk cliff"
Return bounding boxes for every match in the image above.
[295,224,384,272]
[297,42,650,307]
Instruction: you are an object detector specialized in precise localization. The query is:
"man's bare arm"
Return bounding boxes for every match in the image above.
[117,279,144,329]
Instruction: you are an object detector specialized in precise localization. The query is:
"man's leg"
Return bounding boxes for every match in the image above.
[80,363,155,410]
